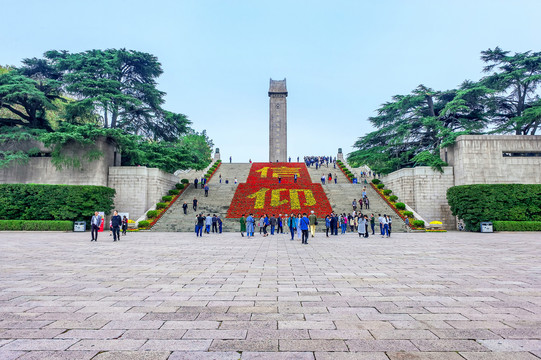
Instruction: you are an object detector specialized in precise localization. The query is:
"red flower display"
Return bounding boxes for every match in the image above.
[227,163,332,218]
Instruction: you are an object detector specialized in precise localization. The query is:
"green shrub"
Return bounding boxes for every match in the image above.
[403,211,414,217]
[372,179,380,184]
[383,189,392,196]
[389,195,398,202]
[0,220,73,231]
[493,221,541,231]
[169,189,180,195]
[412,220,425,228]
[180,179,189,184]
[147,210,158,218]
[156,202,167,209]
[138,220,150,228]
[162,195,173,202]
[377,183,385,189]
[205,174,210,178]
[447,184,541,231]
[175,183,184,190]
[0,184,115,221]
[395,202,406,210]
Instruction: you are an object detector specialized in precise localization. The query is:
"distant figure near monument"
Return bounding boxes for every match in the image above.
[269,78,288,162]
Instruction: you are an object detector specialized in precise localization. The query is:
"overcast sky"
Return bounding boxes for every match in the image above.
[2,0,540,162]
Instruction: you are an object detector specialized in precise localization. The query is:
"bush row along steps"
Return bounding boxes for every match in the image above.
[151,163,252,232]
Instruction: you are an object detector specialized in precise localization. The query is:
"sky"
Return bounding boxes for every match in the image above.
[2,0,541,162]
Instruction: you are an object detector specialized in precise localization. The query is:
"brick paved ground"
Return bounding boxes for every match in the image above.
[0,230,540,359]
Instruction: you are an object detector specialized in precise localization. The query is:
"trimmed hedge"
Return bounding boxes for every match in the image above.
[395,202,406,210]
[403,211,414,217]
[447,184,541,232]
[175,183,185,190]
[168,189,180,195]
[180,179,189,184]
[412,220,425,228]
[147,210,158,218]
[383,189,392,196]
[377,183,385,189]
[0,220,73,231]
[138,220,150,228]
[0,184,115,221]
[389,195,398,202]
[162,195,173,202]
[156,202,167,209]
[493,221,541,231]
[372,179,380,184]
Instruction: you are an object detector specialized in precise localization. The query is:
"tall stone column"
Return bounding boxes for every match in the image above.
[269,78,287,162]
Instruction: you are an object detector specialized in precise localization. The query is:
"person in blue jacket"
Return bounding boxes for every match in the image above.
[300,213,310,244]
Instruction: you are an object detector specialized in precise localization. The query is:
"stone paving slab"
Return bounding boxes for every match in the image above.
[0,231,540,359]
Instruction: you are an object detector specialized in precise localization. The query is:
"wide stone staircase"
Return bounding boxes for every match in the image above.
[305,164,409,233]
[152,162,408,232]
[151,163,251,232]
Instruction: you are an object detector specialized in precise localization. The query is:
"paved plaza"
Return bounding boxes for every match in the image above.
[0,230,540,360]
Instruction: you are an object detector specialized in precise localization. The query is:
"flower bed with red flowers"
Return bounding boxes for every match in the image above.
[227,163,332,218]
[370,182,421,230]
[246,162,312,185]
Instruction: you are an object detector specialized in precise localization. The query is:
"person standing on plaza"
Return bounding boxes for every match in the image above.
[259,216,265,235]
[212,214,218,233]
[204,184,209,197]
[246,213,255,237]
[90,211,102,242]
[358,215,366,237]
[370,214,375,235]
[308,211,317,237]
[364,215,370,238]
[300,213,310,244]
[287,214,297,240]
[122,216,128,236]
[182,201,188,214]
[296,214,302,240]
[218,216,223,233]
[263,214,270,236]
[205,214,212,234]
[325,215,331,237]
[330,212,337,236]
[387,215,392,237]
[270,215,276,235]
[196,213,205,237]
[193,197,198,212]
[240,214,246,237]
[111,210,122,242]
[378,214,384,236]
[277,214,283,234]
[194,178,198,189]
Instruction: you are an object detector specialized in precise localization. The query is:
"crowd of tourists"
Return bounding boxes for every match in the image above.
[89,210,128,242]
[304,156,336,168]
[194,213,223,236]
[236,211,392,241]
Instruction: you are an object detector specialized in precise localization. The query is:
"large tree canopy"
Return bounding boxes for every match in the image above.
[0,49,212,172]
[349,48,541,174]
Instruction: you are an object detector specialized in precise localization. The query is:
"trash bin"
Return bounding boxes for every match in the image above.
[480,222,493,233]
[74,221,86,232]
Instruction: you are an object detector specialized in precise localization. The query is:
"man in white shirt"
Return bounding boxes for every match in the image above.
[378,214,385,237]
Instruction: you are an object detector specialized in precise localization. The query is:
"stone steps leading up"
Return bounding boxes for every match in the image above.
[152,162,408,232]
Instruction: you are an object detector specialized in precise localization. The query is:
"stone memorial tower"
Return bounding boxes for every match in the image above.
[268,78,288,162]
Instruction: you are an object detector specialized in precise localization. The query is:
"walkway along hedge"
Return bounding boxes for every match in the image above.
[0,184,115,221]
[0,220,73,231]
[447,184,541,231]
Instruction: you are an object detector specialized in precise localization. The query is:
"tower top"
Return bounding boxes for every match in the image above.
[269,78,287,96]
